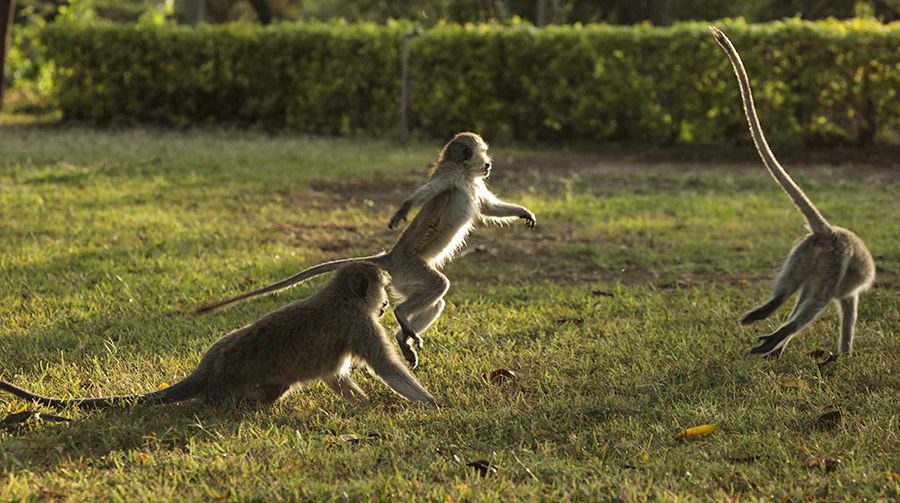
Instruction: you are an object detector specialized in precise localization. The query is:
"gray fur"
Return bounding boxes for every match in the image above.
[0,263,436,409]
[195,133,536,367]
[711,26,875,356]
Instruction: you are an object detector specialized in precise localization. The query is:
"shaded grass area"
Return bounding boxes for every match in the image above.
[1,122,899,501]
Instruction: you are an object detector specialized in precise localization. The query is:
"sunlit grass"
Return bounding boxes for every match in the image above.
[1,121,899,501]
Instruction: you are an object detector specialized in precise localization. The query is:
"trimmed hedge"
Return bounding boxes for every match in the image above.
[42,18,900,145]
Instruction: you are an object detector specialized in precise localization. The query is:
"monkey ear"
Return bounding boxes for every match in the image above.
[354,275,370,298]
[447,141,473,164]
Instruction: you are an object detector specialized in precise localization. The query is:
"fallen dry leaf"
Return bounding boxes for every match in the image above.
[39,488,66,499]
[727,454,763,464]
[456,484,472,498]
[338,434,362,444]
[807,456,841,472]
[817,353,839,368]
[807,349,827,358]
[337,433,381,444]
[676,424,718,439]
[466,459,499,477]
[780,379,809,389]
[482,368,516,384]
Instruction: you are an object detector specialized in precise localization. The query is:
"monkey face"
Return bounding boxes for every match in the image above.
[467,143,491,179]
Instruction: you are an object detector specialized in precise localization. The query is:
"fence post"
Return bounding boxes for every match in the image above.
[184,0,205,26]
[400,24,421,145]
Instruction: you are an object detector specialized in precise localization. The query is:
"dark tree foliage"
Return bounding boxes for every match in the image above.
[12,0,900,25]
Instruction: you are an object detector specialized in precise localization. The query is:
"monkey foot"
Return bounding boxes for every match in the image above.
[399,342,419,369]
[749,338,784,358]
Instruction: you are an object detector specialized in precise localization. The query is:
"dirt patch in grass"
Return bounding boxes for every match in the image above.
[289,154,900,290]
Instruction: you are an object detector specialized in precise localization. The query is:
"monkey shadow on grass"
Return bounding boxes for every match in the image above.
[0,397,313,471]
[1,238,281,373]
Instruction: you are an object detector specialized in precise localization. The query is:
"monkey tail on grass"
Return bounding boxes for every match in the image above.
[194,254,390,315]
[708,25,830,236]
[0,375,204,410]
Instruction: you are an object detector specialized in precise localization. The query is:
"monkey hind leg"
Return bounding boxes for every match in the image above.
[741,262,806,325]
[322,373,369,402]
[356,336,437,406]
[749,286,832,356]
[393,298,447,368]
[392,267,450,367]
[837,293,859,355]
[395,298,446,348]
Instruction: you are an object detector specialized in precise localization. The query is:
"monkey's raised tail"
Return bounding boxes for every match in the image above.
[709,26,830,235]
[0,375,203,410]
[194,255,390,315]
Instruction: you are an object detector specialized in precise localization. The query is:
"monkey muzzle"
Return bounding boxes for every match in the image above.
[482,162,492,177]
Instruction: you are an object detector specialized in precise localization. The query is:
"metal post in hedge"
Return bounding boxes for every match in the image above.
[0,0,15,110]
[184,0,205,26]
[400,24,421,145]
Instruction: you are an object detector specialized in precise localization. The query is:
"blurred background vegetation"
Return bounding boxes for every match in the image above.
[6,0,900,145]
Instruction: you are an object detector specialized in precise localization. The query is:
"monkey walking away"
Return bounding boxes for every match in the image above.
[0,263,437,409]
[710,26,875,356]
[195,132,537,367]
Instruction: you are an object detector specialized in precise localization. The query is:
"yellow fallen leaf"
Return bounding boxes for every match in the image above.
[677,424,718,439]
[535,429,547,435]
[780,379,809,389]
[456,484,472,498]
[891,472,900,482]
[13,404,28,414]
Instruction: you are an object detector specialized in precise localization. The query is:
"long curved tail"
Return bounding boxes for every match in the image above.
[709,26,830,235]
[194,254,390,315]
[0,375,203,410]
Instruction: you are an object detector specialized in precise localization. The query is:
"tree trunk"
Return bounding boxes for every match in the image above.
[184,0,205,26]
[247,0,273,25]
[0,0,15,109]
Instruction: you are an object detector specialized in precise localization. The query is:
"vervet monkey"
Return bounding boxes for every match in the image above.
[710,26,875,356]
[0,263,436,409]
[195,132,536,367]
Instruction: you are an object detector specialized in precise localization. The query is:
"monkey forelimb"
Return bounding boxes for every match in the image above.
[3,263,436,410]
[197,133,536,368]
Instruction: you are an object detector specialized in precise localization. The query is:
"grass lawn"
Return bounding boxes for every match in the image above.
[1,120,899,502]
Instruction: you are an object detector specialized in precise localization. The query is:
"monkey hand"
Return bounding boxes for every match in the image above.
[520,211,536,229]
[389,201,413,229]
